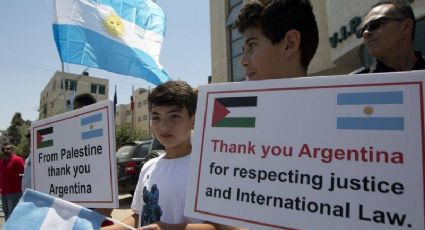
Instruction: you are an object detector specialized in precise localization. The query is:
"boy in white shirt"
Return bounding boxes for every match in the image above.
[104,80,223,230]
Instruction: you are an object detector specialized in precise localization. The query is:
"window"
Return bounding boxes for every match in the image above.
[43,103,47,116]
[51,102,54,108]
[61,79,77,91]
[227,0,245,82]
[229,0,241,8]
[415,17,425,54]
[143,99,148,105]
[116,111,119,116]
[90,84,105,94]
[138,117,142,122]
[52,79,56,92]
[91,84,97,93]
[90,84,106,95]
[126,110,131,116]
[98,85,105,95]
[138,102,143,108]
[66,100,71,108]
[143,114,148,121]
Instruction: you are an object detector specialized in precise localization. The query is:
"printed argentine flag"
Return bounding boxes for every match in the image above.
[81,113,103,140]
[337,91,404,130]
[3,189,105,230]
[53,0,169,85]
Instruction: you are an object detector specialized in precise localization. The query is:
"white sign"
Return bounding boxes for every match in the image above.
[31,100,118,208]
[185,71,425,230]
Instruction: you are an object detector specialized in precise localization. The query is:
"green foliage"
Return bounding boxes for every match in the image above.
[7,113,24,145]
[115,126,148,150]
[15,124,31,157]
[5,112,31,156]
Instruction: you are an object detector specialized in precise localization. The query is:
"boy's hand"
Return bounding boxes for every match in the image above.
[137,223,162,230]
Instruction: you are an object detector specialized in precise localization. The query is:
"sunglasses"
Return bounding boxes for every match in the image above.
[356,17,404,38]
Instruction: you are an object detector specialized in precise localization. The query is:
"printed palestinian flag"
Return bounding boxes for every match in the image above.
[212,96,257,128]
[37,127,53,149]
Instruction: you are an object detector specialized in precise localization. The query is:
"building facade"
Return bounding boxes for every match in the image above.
[39,71,109,119]
[210,0,425,83]
[114,88,151,138]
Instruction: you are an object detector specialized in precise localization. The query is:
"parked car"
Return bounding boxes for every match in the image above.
[116,138,165,195]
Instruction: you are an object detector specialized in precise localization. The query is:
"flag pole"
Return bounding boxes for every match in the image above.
[114,84,117,117]
[131,85,135,131]
[63,77,67,112]
[148,86,151,138]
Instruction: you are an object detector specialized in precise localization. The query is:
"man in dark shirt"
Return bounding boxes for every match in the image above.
[353,0,425,74]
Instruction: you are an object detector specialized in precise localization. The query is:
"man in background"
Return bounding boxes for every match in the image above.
[353,0,425,73]
[0,144,24,221]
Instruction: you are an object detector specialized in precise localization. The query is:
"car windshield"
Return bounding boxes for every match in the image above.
[116,145,136,159]
[133,143,151,158]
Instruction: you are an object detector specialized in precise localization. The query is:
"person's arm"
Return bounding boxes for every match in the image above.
[102,212,139,230]
[138,222,247,230]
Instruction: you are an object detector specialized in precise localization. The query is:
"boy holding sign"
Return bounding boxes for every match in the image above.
[236,0,319,80]
[104,81,237,230]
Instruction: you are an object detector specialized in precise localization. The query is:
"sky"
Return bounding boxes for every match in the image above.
[0,0,211,131]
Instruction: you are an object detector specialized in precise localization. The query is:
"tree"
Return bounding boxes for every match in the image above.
[15,123,31,157]
[7,113,24,145]
[6,112,31,156]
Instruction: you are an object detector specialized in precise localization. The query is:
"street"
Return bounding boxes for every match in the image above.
[111,194,134,221]
[0,194,133,228]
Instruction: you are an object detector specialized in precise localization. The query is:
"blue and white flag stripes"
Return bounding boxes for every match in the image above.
[3,189,105,230]
[53,0,169,85]
[337,91,404,130]
[81,113,104,140]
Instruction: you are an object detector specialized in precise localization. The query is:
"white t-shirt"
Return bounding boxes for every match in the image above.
[21,155,32,192]
[131,154,197,227]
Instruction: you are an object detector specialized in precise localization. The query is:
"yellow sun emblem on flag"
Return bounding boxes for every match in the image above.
[103,13,125,39]
[363,105,374,115]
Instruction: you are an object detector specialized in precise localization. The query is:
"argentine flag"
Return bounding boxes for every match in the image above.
[3,189,105,230]
[337,91,405,130]
[81,112,103,140]
[53,0,169,85]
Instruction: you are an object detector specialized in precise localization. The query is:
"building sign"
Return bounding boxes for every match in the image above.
[31,100,118,208]
[329,16,361,48]
[185,71,425,230]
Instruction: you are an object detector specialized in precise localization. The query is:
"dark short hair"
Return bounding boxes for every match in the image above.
[148,80,197,117]
[235,0,319,71]
[371,0,416,40]
[74,94,96,109]
[2,143,12,150]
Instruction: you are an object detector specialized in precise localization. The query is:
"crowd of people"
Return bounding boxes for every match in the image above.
[1,0,424,229]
